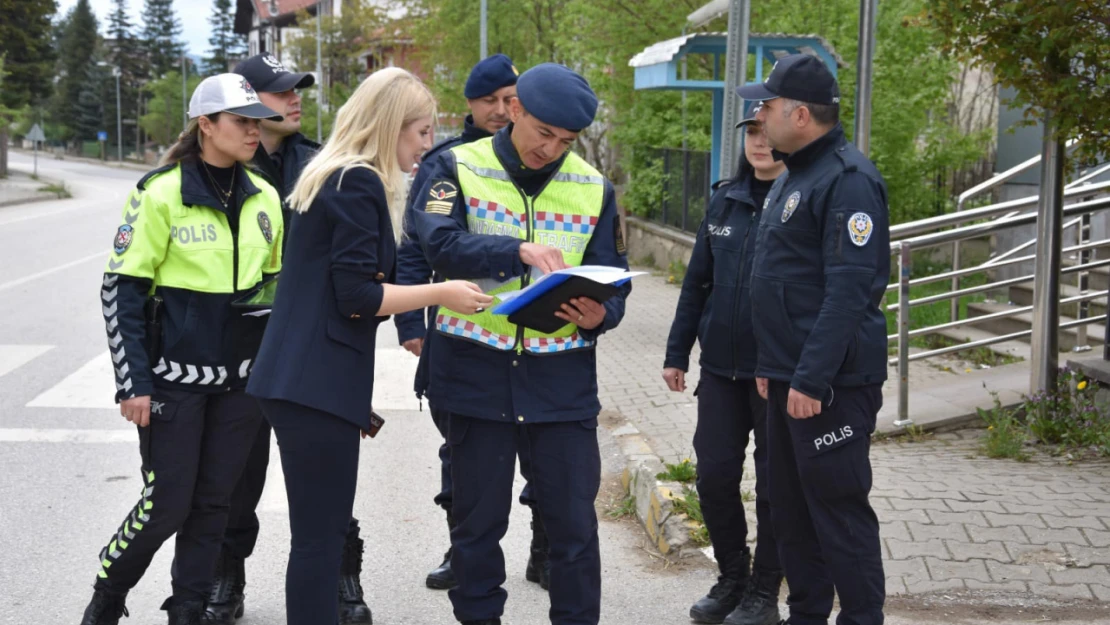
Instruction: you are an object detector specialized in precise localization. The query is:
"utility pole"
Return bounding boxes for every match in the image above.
[114,67,123,162]
[480,0,488,59]
[181,56,188,130]
[854,0,878,155]
[316,0,324,143]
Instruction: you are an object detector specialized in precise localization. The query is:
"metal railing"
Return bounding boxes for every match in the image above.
[639,147,712,234]
[887,186,1110,427]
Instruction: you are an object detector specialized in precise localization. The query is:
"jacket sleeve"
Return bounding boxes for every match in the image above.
[326,168,389,318]
[664,215,714,371]
[578,183,631,341]
[103,186,171,401]
[413,152,526,281]
[792,172,888,398]
[393,164,436,344]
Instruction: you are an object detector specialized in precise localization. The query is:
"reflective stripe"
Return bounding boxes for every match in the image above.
[522,335,595,353]
[551,171,604,185]
[458,160,512,181]
[437,314,514,351]
[98,468,155,581]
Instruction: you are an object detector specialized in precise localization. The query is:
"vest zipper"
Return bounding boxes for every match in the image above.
[508,184,533,355]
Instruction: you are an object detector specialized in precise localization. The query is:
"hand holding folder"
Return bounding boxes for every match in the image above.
[491,266,645,333]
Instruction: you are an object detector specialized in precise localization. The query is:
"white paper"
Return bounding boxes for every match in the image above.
[242,309,271,317]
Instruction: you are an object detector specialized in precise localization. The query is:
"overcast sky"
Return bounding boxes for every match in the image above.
[57,0,213,59]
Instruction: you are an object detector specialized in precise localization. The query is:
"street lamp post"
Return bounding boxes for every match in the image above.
[181,56,188,131]
[113,67,122,162]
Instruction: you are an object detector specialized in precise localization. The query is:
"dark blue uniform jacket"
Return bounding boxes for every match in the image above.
[665,164,765,380]
[395,116,491,399]
[412,126,631,423]
[248,167,396,430]
[750,124,890,400]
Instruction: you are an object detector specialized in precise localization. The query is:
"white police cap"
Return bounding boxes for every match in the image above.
[188,73,283,121]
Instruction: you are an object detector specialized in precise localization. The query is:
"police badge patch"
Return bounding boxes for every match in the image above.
[257,212,273,244]
[781,191,801,223]
[847,212,874,246]
[426,180,457,215]
[114,224,134,255]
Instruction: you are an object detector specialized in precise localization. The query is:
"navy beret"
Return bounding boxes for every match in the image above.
[464,54,519,99]
[516,63,598,132]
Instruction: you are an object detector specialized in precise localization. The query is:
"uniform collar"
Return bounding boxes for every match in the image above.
[493,124,565,179]
[180,158,262,216]
[461,115,492,143]
[775,123,846,171]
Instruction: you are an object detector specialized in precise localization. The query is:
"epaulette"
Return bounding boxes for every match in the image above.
[136,163,178,191]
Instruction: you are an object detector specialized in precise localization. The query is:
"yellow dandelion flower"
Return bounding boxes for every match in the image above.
[988,425,994,430]
[1078,381,1088,390]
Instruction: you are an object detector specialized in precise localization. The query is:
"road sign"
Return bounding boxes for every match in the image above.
[26,124,46,143]
[97,131,108,142]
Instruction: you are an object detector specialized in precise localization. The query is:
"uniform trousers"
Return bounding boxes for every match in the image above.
[260,397,361,625]
[93,388,262,603]
[766,381,884,625]
[694,371,780,572]
[447,413,601,625]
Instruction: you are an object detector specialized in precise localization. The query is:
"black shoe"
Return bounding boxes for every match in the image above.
[338,526,373,624]
[461,620,501,625]
[524,509,550,590]
[723,568,783,625]
[204,548,245,623]
[426,513,458,590]
[161,598,208,625]
[690,549,751,624]
[79,587,129,625]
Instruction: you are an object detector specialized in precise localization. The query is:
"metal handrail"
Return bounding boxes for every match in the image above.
[889,290,1108,341]
[887,315,1107,365]
[890,179,1110,240]
[954,137,1081,213]
[885,238,1110,292]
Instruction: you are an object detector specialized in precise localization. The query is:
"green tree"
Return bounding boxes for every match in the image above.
[204,0,246,76]
[0,0,58,175]
[141,0,184,78]
[140,70,202,147]
[926,0,1110,165]
[52,0,100,142]
[107,0,145,153]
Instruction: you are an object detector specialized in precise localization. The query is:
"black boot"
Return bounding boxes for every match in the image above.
[161,598,208,625]
[524,509,550,590]
[204,547,245,623]
[426,512,457,590]
[689,549,751,624]
[338,526,373,625]
[79,587,129,625]
[724,567,783,625]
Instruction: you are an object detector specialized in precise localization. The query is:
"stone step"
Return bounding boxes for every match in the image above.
[932,325,1032,362]
[965,301,1106,350]
[1008,281,1109,317]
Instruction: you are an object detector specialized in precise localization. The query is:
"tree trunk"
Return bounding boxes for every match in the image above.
[0,127,8,177]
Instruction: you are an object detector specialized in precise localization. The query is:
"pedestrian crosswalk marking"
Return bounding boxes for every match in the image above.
[26,351,116,409]
[0,345,53,379]
[0,428,133,443]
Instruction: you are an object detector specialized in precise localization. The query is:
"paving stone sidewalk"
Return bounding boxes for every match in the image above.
[597,270,1110,600]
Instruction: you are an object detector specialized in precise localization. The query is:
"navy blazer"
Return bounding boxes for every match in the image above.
[248,166,396,430]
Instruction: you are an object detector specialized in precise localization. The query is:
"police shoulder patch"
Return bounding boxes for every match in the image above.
[426,179,457,215]
[257,211,274,244]
[847,212,874,246]
[113,224,134,255]
[781,191,801,223]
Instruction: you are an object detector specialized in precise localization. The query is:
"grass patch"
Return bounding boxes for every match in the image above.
[39,181,70,198]
[672,485,710,547]
[607,493,637,519]
[978,392,1030,461]
[656,458,696,483]
[665,259,687,285]
[920,335,1023,368]
[741,489,755,503]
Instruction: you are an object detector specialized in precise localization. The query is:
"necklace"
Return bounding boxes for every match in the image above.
[201,160,236,208]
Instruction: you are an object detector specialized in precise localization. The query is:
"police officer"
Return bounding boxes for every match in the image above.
[80,74,284,625]
[662,104,784,625]
[412,63,630,625]
[395,54,551,592]
[203,53,373,625]
[739,54,889,625]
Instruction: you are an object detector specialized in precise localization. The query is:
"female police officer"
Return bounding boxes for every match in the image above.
[663,105,785,625]
[246,67,492,625]
[81,74,285,625]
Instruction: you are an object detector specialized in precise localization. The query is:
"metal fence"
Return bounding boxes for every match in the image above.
[642,148,712,234]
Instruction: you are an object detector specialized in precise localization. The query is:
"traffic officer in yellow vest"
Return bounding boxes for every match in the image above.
[412,63,631,625]
[80,74,283,625]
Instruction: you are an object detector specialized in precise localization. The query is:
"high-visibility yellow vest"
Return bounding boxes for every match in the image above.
[435,138,606,354]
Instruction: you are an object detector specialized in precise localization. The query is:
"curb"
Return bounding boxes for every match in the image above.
[605,411,704,560]
[10,148,150,172]
[0,170,70,208]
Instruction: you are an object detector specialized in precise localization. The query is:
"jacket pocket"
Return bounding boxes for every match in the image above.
[327,317,369,354]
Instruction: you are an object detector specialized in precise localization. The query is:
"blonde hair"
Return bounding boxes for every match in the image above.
[288,67,436,241]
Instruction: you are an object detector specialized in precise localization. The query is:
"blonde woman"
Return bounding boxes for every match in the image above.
[246,67,492,625]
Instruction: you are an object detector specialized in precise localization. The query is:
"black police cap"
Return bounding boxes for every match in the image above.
[233,53,315,93]
[736,54,839,106]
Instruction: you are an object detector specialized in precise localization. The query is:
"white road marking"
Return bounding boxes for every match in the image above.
[0,428,134,443]
[0,250,106,293]
[0,204,87,227]
[27,351,116,409]
[0,345,53,378]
